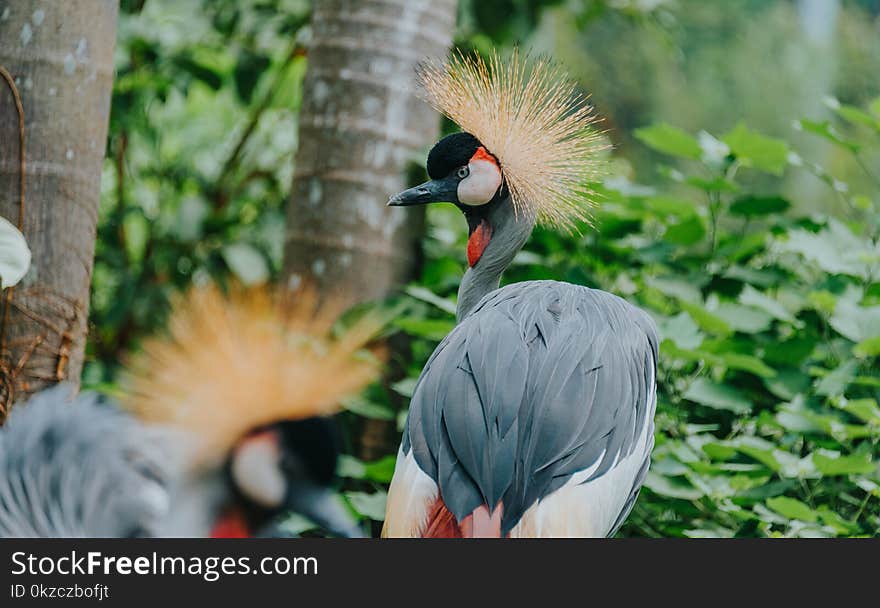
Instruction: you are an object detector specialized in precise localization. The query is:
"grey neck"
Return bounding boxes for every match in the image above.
[456,197,535,322]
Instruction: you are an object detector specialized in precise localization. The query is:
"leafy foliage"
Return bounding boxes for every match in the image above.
[87,0,309,385]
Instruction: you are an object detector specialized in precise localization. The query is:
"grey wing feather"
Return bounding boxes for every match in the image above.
[0,384,177,538]
[405,280,658,535]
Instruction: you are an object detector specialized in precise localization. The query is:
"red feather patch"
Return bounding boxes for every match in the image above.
[210,507,251,538]
[470,146,498,166]
[467,219,493,267]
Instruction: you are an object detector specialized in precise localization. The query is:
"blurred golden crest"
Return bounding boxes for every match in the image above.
[124,283,383,466]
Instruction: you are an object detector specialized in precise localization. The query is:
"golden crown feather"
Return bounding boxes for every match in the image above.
[123,284,384,467]
[416,49,608,230]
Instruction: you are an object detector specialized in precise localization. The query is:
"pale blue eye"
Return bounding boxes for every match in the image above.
[457,166,470,179]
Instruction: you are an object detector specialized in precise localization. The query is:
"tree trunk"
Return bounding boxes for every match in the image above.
[0,0,118,417]
[284,0,457,307]
[283,0,458,461]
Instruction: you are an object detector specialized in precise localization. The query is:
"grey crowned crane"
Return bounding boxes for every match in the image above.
[125,285,379,538]
[383,52,658,537]
[0,286,379,538]
[0,384,175,538]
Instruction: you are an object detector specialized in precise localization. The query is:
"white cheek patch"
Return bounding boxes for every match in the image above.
[231,438,286,509]
[457,159,502,206]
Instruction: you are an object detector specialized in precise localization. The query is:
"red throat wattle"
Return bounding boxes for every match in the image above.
[467,219,493,267]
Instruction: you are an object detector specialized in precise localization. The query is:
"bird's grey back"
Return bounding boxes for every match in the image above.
[403,280,658,534]
[0,384,175,538]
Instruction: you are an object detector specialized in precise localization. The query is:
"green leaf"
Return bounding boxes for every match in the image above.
[394,318,455,341]
[702,442,737,461]
[712,302,772,333]
[684,526,736,539]
[685,176,738,192]
[854,336,880,358]
[722,123,789,175]
[664,216,706,246]
[815,360,858,397]
[173,54,223,90]
[812,451,874,476]
[825,98,880,133]
[817,506,860,535]
[634,123,702,159]
[123,212,149,262]
[362,455,398,483]
[341,396,394,420]
[738,480,797,500]
[646,277,703,303]
[345,491,387,521]
[722,233,770,263]
[337,454,367,479]
[390,377,418,398]
[829,298,880,343]
[660,312,703,350]
[679,301,731,336]
[0,216,31,288]
[683,378,751,414]
[729,196,790,217]
[405,285,456,315]
[836,398,880,424]
[717,352,776,378]
[732,438,783,472]
[643,472,704,499]
[721,265,777,288]
[234,50,270,103]
[764,369,810,400]
[781,222,877,279]
[775,409,823,434]
[808,290,837,315]
[644,196,697,217]
[765,496,817,522]
[221,242,269,285]
[797,119,861,153]
[738,285,802,327]
[762,336,816,366]
[276,513,320,536]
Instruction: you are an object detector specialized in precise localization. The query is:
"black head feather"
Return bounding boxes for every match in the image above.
[276,417,339,487]
[426,132,483,179]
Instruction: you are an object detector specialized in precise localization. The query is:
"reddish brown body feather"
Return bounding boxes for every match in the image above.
[422,499,463,538]
[422,498,505,538]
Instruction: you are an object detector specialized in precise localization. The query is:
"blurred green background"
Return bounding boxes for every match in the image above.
[91,0,879,537]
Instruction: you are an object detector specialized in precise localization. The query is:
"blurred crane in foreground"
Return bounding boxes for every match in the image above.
[383,51,659,537]
[125,285,382,538]
[0,285,382,538]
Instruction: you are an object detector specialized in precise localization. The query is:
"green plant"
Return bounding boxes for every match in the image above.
[86,0,309,386]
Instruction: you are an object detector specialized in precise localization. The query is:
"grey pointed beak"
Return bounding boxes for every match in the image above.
[387,177,458,207]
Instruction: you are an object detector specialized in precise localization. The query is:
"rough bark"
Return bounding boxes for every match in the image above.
[284,0,457,307]
[0,0,118,417]
[283,0,458,462]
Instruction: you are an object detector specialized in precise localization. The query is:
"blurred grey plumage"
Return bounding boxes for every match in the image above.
[0,384,175,538]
